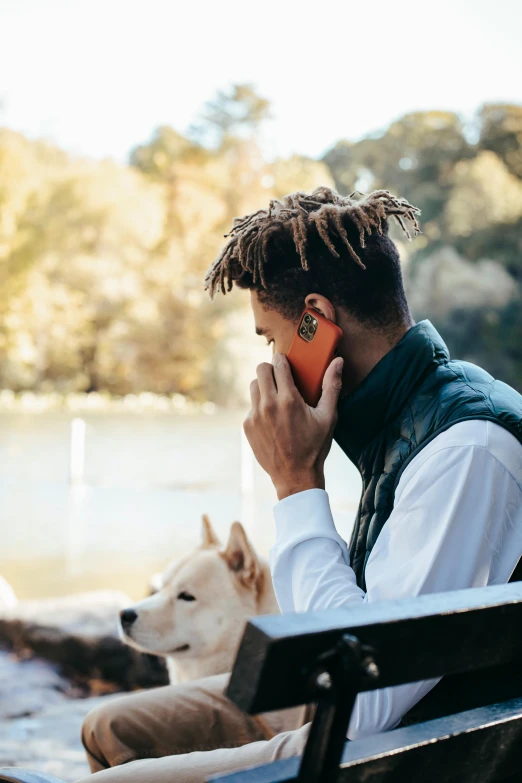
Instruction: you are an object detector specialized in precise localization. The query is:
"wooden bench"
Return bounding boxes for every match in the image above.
[209,582,522,783]
[3,583,522,783]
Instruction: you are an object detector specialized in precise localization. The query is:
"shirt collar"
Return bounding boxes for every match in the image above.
[335,320,450,463]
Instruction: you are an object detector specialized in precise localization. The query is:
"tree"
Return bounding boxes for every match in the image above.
[271,155,333,199]
[0,157,167,393]
[324,111,472,241]
[189,83,271,149]
[478,104,522,179]
[129,87,273,398]
[0,129,67,299]
[445,151,522,238]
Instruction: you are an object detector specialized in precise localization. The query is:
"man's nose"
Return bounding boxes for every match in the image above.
[120,608,138,628]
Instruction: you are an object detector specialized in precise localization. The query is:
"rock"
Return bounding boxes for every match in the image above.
[0,596,168,780]
[0,591,168,691]
[0,577,16,610]
[0,649,118,780]
[0,695,113,782]
[0,651,72,720]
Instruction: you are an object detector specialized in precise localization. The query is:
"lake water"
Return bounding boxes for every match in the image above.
[0,411,362,600]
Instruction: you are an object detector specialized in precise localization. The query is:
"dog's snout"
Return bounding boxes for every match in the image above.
[120,608,138,628]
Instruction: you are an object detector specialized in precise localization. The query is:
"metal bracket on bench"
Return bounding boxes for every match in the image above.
[297,634,378,783]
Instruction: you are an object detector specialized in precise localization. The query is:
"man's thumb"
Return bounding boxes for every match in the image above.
[317,357,344,417]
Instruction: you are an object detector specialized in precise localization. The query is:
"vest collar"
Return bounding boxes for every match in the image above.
[335,320,449,463]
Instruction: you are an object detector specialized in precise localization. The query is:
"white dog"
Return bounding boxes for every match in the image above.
[119,515,278,684]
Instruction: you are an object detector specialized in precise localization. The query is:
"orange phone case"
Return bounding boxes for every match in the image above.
[286,309,343,407]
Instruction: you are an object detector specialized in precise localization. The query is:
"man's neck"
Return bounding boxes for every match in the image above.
[337,314,414,395]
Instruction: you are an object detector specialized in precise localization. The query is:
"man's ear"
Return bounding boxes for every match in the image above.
[304,293,336,323]
[221,522,259,587]
[201,514,220,548]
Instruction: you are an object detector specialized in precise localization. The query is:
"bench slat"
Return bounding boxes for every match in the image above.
[210,697,522,783]
[227,583,522,714]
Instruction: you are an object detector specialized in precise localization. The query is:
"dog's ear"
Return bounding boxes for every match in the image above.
[222,522,259,587]
[201,514,221,548]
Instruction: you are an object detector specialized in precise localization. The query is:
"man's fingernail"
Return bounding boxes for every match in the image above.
[336,359,344,374]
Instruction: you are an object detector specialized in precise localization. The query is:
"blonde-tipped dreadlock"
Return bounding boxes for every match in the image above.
[205,187,421,298]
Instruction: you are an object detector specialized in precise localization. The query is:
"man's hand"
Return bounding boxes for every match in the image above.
[243,353,344,500]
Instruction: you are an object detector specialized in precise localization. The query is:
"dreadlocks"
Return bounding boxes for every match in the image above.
[204,186,421,331]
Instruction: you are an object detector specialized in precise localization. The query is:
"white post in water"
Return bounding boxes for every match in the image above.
[69,418,86,484]
[66,418,87,575]
[240,427,255,530]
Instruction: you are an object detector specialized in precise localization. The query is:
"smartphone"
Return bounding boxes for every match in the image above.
[286,309,343,407]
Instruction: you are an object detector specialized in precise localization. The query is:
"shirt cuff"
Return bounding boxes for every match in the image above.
[272,488,350,565]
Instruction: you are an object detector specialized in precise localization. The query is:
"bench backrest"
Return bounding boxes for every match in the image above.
[227,582,522,713]
[213,583,522,783]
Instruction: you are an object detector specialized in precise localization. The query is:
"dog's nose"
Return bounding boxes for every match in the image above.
[120,608,138,628]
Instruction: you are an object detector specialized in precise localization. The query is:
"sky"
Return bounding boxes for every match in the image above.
[1,0,521,163]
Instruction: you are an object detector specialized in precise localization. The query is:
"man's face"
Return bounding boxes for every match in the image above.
[250,291,299,355]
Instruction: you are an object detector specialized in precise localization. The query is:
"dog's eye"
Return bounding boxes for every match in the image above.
[177,591,196,602]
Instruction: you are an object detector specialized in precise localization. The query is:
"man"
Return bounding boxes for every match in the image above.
[79,187,522,782]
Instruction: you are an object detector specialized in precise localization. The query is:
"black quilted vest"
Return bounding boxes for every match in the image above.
[334,320,522,724]
[334,320,522,591]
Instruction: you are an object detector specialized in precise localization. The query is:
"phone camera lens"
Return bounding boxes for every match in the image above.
[300,326,308,336]
[303,314,312,324]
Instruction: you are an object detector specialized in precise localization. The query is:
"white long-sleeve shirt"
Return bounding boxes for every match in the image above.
[269,419,522,739]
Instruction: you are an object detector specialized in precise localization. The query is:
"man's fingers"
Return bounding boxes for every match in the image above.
[256,362,276,398]
[272,353,297,397]
[316,357,344,419]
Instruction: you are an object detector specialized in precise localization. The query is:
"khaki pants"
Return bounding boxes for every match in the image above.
[77,673,311,783]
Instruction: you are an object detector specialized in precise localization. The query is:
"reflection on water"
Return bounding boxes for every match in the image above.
[0,412,362,600]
